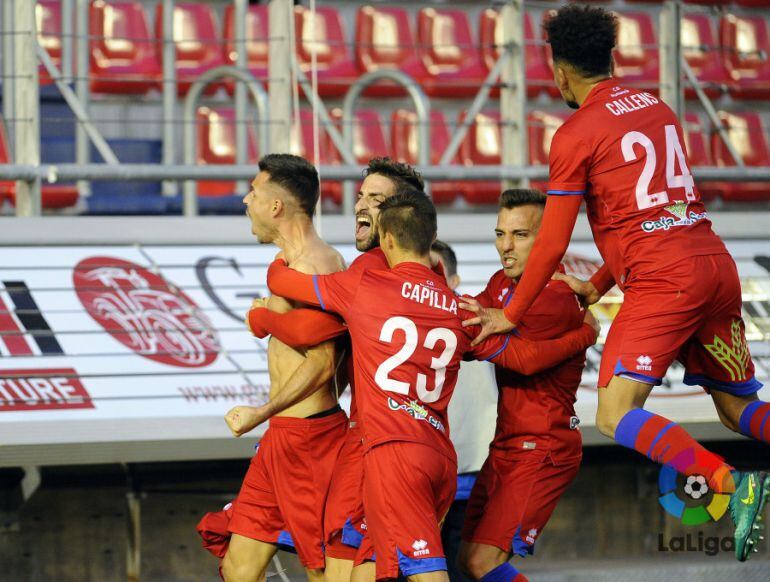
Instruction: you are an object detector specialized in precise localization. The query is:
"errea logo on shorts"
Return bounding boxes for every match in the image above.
[412,539,430,557]
[526,529,538,544]
[636,355,653,372]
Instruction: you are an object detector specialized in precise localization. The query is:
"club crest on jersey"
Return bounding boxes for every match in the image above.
[641,202,708,233]
[401,281,457,314]
[387,397,445,433]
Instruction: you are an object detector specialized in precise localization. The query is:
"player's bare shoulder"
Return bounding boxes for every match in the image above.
[292,239,346,276]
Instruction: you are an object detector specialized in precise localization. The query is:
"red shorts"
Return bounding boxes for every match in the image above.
[358,441,456,580]
[324,423,366,561]
[228,410,347,569]
[461,450,580,556]
[599,254,762,395]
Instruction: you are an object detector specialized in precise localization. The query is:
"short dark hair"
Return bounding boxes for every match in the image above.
[499,189,547,210]
[378,191,436,255]
[544,4,617,78]
[258,154,319,218]
[431,240,457,278]
[364,157,425,194]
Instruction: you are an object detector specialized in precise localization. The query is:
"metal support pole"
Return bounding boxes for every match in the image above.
[269,0,293,153]
[75,0,90,196]
[162,0,177,195]
[341,71,430,214]
[500,1,527,190]
[682,59,744,167]
[234,0,249,196]
[659,0,683,120]
[14,0,41,216]
[2,0,16,152]
[61,0,74,84]
[126,491,141,581]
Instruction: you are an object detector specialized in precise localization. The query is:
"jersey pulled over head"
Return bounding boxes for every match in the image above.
[544,4,617,109]
[377,190,437,267]
[355,157,425,252]
[244,153,320,244]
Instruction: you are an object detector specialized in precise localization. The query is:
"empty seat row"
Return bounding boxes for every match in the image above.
[36,2,770,100]
[194,107,770,206]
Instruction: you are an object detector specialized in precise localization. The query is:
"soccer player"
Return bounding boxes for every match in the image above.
[458,190,589,582]
[461,4,770,561]
[248,157,428,582]
[265,192,599,581]
[216,154,349,582]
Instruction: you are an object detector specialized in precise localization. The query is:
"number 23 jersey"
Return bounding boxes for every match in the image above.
[314,262,508,462]
[549,79,727,286]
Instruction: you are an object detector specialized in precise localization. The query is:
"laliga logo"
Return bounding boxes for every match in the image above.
[658,448,734,526]
[73,257,220,368]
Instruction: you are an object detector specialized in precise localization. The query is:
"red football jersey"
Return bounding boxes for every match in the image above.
[315,262,514,461]
[549,79,727,286]
[477,271,586,462]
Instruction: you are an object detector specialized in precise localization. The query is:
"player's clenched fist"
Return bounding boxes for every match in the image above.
[225,405,266,437]
[245,297,269,334]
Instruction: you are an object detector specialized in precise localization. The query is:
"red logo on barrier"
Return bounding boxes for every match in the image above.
[0,368,94,411]
[73,257,220,368]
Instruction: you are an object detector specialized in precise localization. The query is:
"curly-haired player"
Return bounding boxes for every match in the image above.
[461,4,770,562]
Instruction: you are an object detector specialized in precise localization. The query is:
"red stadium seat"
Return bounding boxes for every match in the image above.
[36,1,65,86]
[480,9,552,98]
[355,6,427,96]
[681,14,728,99]
[294,6,360,98]
[711,111,770,202]
[155,2,225,96]
[223,5,269,81]
[735,0,770,6]
[391,109,458,204]
[720,15,770,99]
[682,113,721,201]
[458,111,503,205]
[0,118,78,209]
[89,1,161,95]
[416,8,486,98]
[196,107,258,197]
[612,11,659,92]
[527,110,571,192]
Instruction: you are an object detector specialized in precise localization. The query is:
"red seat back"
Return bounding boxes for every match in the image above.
[89,1,160,94]
[223,5,269,71]
[391,110,453,165]
[527,110,571,166]
[36,1,64,85]
[294,6,350,71]
[329,109,389,164]
[460,111,501,165]
[682,113,713,167]
[712,111,770,167]
[612,11,659,84]
[196,107,258,196]
[720,15,770,88]
[356,6,416,71]
[418,9,476,73]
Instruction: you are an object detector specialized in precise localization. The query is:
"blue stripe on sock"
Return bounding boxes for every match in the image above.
[739,401,763,436]
[614,408,654,449]
[480,562,522,582]
[646,421,675,458]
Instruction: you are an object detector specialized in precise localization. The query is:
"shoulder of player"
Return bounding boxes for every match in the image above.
[290,246,347,276]
[350,248,387,271]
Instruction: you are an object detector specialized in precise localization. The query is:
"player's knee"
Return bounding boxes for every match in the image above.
[460,549,498,580]
[595,409,619,438]
[221,552,261,582]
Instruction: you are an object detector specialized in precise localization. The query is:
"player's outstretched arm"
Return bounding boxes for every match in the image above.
[266,258,323,306]
[480,311,599,375]
[247,306,346,348]
[225,340,337,437]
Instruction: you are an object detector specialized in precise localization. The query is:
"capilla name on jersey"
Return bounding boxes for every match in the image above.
[401,281,458,314]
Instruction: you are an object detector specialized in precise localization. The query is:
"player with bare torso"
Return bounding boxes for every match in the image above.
[462,5,770,563]
[217,154,348,582]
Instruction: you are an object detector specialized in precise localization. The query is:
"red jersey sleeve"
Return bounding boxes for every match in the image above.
[247,307,346,348]
[468,322,597,375]
[547,128,591,196]
[502,196,582,325]
[589,263,616,297]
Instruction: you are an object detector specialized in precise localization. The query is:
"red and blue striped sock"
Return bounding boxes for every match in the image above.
[615,408,735,493]
[480,562,528,582]
[738,401,770,444]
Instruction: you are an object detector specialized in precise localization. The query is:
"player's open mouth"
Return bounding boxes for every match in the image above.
[503,256,516,267]
[356,215,372,241]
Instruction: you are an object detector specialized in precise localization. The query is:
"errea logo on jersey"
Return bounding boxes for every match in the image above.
[412,539,430,557]
[637,355,653,371]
